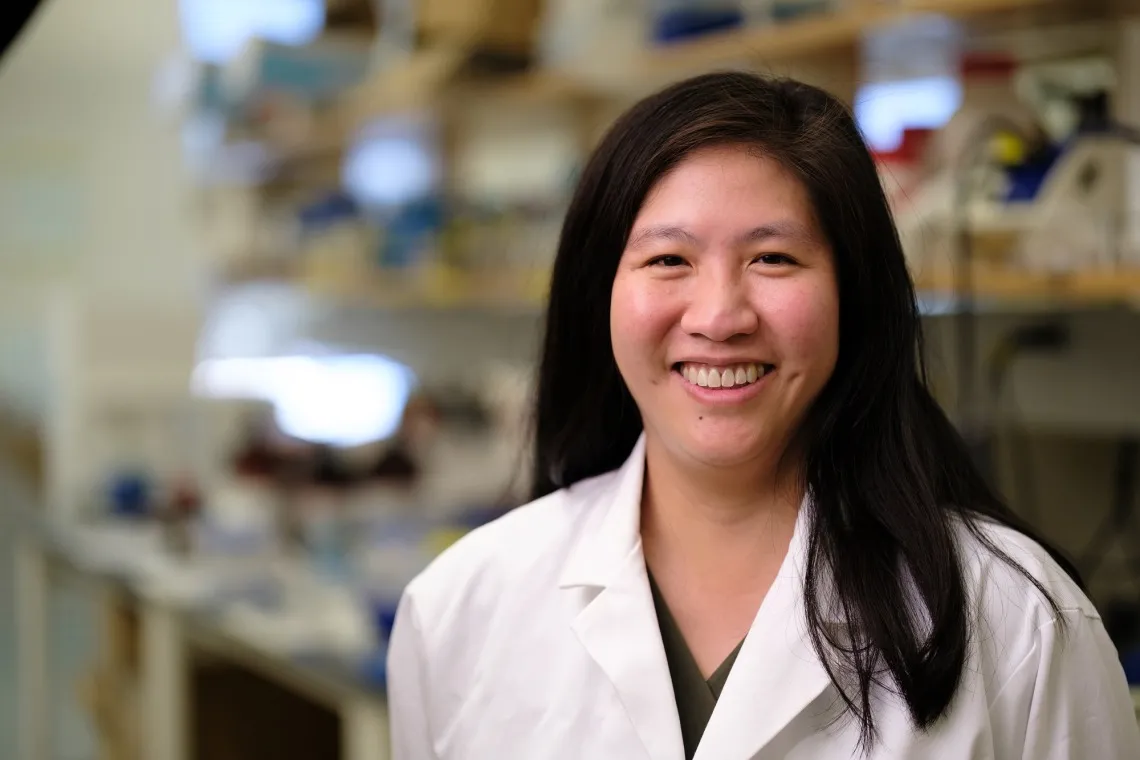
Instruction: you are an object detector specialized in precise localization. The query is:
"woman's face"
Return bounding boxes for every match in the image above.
[610,144,839,471]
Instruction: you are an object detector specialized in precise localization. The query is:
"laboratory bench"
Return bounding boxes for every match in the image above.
[14,513,389,760]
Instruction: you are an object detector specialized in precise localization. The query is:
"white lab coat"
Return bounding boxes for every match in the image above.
[388,436,1140,759]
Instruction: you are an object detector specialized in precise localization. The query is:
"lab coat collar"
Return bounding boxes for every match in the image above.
[557,433,647,591]
[556,434,844,622]
[558,434,835,760]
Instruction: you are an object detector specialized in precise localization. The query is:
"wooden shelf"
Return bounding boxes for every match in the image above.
[913,264,1140,307]
[302,264,550,311]
[629,0,1066,84]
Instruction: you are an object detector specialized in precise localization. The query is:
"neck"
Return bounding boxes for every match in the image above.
[640,435,803,588]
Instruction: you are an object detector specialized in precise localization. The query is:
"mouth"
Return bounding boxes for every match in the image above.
[672,361,775,389]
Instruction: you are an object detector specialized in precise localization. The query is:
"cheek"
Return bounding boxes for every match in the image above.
[765,281,839,367]
[610,276,678,375]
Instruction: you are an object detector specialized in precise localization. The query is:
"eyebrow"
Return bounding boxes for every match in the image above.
[626,225,700,249]
[737,220,816,246]
[626,220,816,250]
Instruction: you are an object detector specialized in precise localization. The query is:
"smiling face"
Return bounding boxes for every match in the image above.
[610,144,839,473]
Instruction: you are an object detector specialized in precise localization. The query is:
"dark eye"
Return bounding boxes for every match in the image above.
[754,253,796,266]
[649,255,686,267]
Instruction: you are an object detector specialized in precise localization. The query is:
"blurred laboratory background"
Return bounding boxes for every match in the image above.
[1,0,1139,758]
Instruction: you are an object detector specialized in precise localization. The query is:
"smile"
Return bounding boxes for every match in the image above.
[675,362,773,389]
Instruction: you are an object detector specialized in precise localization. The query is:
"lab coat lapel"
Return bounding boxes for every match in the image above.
[571,548,685,760]
[694,502,833,760]
[559,436,686,760]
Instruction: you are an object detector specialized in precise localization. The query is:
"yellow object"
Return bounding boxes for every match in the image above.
[990,131,1027,165]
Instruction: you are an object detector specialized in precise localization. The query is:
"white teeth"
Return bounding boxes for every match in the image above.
[680,362,768,389]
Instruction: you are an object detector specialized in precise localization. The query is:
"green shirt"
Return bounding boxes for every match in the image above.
[648,572,745,760]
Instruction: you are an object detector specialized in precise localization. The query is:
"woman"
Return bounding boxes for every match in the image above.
[387,72,1140,759]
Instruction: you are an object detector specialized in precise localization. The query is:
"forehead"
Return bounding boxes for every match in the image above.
[630,144,823,245]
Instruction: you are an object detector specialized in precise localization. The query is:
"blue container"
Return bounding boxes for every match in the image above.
[368,596,402,645]
[376,196,445,269]
[298,191,361,234]
[1002,144,1062,204]
[651,4,744,45]
[108,472,151,518]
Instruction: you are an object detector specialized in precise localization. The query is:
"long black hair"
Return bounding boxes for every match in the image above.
[530,71,1081,748]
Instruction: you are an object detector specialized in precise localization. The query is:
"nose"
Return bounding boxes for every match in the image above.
[679,267,759,342]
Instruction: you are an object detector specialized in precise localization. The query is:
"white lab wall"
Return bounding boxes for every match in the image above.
[0,0,201,284]
[0,0,206,513]
[0,285,51,419]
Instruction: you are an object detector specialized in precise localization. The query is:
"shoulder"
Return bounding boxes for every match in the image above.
[399,466,622,628]
[952,517,1108,692]
[955,517,1097,626]
[387,467,627,740]
[953,519,1140,753]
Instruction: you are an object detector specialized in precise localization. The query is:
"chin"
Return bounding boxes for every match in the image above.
[674,423,778,469]
[687,445,766,469]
